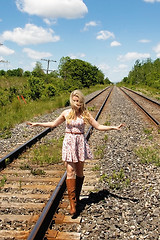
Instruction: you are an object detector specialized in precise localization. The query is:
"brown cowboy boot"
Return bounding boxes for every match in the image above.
[76,175,84,203]
[66,179,76,215]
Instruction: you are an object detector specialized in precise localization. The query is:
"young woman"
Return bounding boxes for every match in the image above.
[27,90,124,215]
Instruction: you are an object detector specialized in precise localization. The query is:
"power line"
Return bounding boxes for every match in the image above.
[0,60,9,63]
[41,59,57,74]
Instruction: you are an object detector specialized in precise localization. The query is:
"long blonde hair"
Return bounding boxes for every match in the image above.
[66,90,90,123]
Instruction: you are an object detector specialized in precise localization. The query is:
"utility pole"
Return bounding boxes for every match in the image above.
[0,60,9,63]
[0,44,10,69]
[41,59,56,74]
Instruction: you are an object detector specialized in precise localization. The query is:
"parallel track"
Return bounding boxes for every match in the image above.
[120,87,160,127]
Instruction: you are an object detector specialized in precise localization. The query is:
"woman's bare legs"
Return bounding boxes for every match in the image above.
[65,162,76,214]
[75,161,84,177]
[65,161,84,178]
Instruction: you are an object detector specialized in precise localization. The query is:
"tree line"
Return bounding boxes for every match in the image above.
[121,58,160,89]
[0,56,111,107]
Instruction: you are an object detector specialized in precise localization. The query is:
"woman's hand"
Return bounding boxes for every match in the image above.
[115,123,125,130]
[26,122,38,127]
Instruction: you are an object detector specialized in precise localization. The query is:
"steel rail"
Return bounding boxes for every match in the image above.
[27,87,113,240]
[0,86,111,170]
[120,87,160,126]
[122,86,160,106]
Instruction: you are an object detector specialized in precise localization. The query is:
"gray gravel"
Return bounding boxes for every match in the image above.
[80,87,160,240]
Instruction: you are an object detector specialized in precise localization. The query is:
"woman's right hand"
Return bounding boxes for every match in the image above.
[26,122,37,127]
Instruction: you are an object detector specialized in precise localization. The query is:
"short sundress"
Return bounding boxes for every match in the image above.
[62,116,93,162]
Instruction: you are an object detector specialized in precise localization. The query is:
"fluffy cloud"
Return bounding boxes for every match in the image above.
[83,21,98,31]
[96,30,115,40]
[23,48,52,59]
[143,0,160,2]
[0,45,15,55]
[153,43,160,57]
[117,52,150,62]
[98,63,110,74]
[43,18,57,26]
[113,64,128,73]
[1,24,60,45]
[110,41,121,47]
[69,53,86,59]
[16,0,88,19]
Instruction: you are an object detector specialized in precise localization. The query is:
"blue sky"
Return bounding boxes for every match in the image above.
[0,0,160,83]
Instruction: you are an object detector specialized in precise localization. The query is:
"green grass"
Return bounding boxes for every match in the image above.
[26,137,64,166]
[117,83,160,101]
[88,105,96,111]
[0,175,7,189]
[100,169,130,190]
[135,145,160,167]
[91,164,100,171]
[94,145,105,159]
[0,76,27,89]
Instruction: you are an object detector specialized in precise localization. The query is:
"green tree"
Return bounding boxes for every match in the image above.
[32,61,45,77]
[0,70,6,76]
[23,70,31,77]
[58,56,105,88]
[27,76,45,100]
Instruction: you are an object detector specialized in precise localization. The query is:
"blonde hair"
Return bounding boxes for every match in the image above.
[66,90,90,123]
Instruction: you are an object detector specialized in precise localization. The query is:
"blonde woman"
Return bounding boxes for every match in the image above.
[27,90,124,215]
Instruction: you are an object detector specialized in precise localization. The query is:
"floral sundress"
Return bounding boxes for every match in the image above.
[62,116,93,162]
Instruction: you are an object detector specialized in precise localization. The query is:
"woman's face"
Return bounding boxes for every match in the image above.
[72,95,81,109]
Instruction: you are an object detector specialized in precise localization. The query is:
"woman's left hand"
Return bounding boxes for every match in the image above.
[115,123,125,130]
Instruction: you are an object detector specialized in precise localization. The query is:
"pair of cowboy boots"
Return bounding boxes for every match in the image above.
[66,175,84,215]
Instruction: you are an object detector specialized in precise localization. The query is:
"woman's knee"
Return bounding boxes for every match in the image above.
[75,162,84,177]
[66,163,76,179]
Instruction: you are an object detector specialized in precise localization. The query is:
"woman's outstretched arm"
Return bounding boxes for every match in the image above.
[88,113,125,131]
[26,111,66,128]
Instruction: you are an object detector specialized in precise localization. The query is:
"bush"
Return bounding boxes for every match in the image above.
[27,76,45,100]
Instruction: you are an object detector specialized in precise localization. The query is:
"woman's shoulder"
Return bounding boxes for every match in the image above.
[61,109,72,118]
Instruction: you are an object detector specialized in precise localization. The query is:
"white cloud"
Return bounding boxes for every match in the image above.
[0,56,5,61]
[96,30,115,40]
[98,63,110,76]
[16,0,88,19]
[43,18,57,26]
[138,39,151,43]
[153,43,160,57]
[1,24,60,45]
[69,53,86,59]
[0,45,15,55]
[110,41,121,47]
[113,64,128,73]
[117,52,150,62]
[143,0,160,2]
[23,48,52,59]
[98,63,128,82]
[83,21,98,31]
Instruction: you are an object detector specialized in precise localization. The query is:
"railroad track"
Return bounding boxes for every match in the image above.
[120,87,160,128]
[0,87,112,240]
[0,86,159,240]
